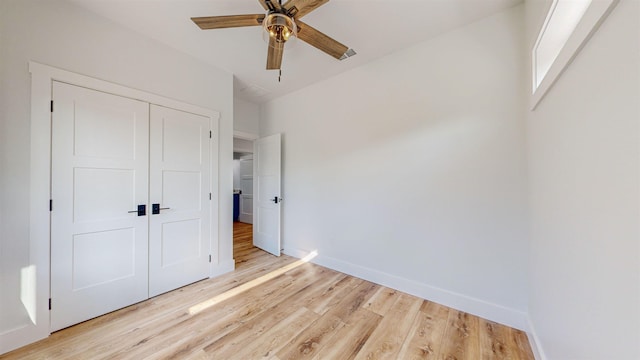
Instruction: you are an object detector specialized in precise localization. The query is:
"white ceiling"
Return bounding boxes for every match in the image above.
[68,0,522,103]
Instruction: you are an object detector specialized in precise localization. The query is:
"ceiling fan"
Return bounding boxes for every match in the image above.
[191,0,356,72]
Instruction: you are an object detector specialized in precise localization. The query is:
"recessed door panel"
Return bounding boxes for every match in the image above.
[72,228,136,290]
[74,101,137,160]
[161,219,202,267]
[149,105,210,297]
[51,81,149,332]
[161,115,203,165]
[162,170,202,212]
[73,168,135,223]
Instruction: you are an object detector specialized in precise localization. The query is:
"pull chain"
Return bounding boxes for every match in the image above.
[277,0,284,83]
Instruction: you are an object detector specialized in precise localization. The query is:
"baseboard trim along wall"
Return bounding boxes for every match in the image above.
[526,317,547,360]
[283,246,529,332]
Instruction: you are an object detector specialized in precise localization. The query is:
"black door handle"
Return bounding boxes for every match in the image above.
[128,204,146,216]
[152,203,170,214]
[270,196,282,204]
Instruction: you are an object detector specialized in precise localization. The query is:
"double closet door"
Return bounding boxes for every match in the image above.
[50,82,211,331]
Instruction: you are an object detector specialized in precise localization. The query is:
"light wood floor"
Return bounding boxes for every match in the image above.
[2,222,534,359]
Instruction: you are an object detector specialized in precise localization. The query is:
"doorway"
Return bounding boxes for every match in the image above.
[233,137,254,226]
[232,133,282,258]
[233,136,254,260]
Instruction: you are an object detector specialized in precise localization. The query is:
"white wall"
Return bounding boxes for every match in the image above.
[525,0,640,359]
[233,138,254,153]
[0,0,234,353]
[234,97,260,136]
[260,5,530,329]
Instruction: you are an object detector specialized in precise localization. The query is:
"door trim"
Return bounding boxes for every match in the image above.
[10,61,222,354]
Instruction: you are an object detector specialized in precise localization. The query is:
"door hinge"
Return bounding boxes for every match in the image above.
[209,131,212,139]
[50,100,54,113]
[209,254,212,263]
[209,193,212,200]
[49,199,53,212]
[48,298,52,310]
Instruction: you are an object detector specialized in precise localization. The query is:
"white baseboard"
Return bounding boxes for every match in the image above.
[526,317,547,360]
[210,259,235,278]
[283,246,529,331]
[237,215,253,224]
[0,325,49,356]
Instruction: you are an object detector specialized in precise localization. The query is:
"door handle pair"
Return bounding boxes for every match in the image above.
[128,204,170,216]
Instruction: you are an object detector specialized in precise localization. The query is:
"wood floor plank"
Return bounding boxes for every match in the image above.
[305,275,364,315]
[479,318,514,360]
[511,328,537,360]
[353,292,423,359]
[396,300,450,359]
[438,309,481,360]
[362,287,399,316]
[311,308,382,360]
[275,313,345,359]
[1,222,534,360]
[322,280,380,322]
[210,307,318,359]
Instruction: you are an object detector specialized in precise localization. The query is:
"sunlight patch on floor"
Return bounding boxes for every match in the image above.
[188,250,318,315]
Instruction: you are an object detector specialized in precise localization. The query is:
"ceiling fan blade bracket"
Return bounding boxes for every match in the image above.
[284,0,329,19]
[263,0,281,12]
[287,7,299,17]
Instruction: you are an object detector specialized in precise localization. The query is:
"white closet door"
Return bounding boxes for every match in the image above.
[148,105,210,297]
[51,82,150,331]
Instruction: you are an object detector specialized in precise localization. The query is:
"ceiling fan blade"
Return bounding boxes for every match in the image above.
[257,0,282,12]
[266,38,285,70]
[296,20,354,60]
[191,14,264,29]
[284,0,329,19]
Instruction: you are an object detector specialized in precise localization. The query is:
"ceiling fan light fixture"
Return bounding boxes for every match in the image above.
[262,13,297,48]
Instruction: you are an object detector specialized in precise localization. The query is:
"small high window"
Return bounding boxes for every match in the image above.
[531,0,618,109]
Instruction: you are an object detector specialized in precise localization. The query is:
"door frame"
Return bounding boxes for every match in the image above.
[12,62,225,352]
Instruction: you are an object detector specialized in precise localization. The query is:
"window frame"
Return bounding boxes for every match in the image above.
[531,0,619,110]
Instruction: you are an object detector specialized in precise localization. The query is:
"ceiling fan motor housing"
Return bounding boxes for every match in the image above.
[263,13,297,45]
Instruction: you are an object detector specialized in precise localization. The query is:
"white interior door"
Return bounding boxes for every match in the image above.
[148,105,210,297]
[238,157,253,224]
[253,134,282,256]
[51,82,149,331]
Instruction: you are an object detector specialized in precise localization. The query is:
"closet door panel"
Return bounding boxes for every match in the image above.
[51,81,150,331]
[148,105,211,297]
